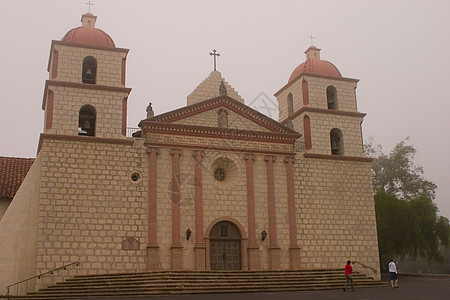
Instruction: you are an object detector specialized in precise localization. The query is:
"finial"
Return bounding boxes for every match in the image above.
[219,81,227,96]
[308,35,315,46]
[146,102,154,118]
[209,49,220,71]
[285,119,294,129]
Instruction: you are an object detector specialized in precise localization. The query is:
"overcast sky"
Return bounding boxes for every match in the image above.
[1,0,449,218]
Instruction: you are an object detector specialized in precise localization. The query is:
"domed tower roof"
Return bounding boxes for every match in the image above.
[288,46,341,83]
[61,13,115,47]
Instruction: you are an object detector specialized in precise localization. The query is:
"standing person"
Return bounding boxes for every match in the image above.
[343,260,354,291]
[389,259,399,288]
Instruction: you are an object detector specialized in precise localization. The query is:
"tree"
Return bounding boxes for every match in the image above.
[366,138,450,269]
[365,137,437,200]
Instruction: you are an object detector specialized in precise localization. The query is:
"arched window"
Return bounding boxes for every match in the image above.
[82,56,97,84]
[326,85,338,109]
[287,93,294,115]
[330,128,344,155]
[78,105,96,136]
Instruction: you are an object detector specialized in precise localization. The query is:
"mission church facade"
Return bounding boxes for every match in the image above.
[0,13,380,290]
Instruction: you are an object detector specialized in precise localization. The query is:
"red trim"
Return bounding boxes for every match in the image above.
[51,49,58,79]
[274,73,359,97]
[303,115,312,150]
[281,106,366,125]
[265,156,277,246]
[303,152,373,162]
[171,150,181,245]
[121,58,126,85]
[285,157,298,246]
[302,79,309,106]
[142,123,300,144]
[148,148,158,244]
[122,97,128,136]
[51,40,129,53]
[144,141,296,156]
[194,151,204,244]
[45,90,54,131]
[245,154,256,245]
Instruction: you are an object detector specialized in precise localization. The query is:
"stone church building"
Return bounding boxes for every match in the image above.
[0,13,380,291]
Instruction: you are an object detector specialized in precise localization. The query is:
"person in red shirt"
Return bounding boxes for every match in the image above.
[343,260,355,291]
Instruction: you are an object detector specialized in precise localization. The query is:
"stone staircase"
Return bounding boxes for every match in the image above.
[18,269,387,299]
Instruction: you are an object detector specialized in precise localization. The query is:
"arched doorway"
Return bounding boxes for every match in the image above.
[209,221,241,270]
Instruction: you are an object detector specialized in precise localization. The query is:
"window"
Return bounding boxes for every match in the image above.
[326,85,338,109]
[287,93,294,115]
[330,128,344,155]
[82,56,97,84]
[214,168,226,181]
[78,105,96,136]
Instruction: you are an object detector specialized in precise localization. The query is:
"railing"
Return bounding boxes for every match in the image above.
[352,260,378,273]
[5,262,80,299]
[126,127,140,137]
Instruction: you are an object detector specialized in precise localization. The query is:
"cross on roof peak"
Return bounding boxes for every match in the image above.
[86,1,94,13]
[308,35,315,46]
[209,49,220,71]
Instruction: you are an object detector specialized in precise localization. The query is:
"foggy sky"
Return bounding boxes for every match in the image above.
[1,0,449,218]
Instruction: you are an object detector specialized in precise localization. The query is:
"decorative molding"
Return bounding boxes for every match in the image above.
[280,106,366,125]
[303,152,373,162]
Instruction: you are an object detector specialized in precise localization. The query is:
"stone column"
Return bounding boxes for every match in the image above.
[170,149,183,270]
[146,148,160,270]
[284,156,301,269]
[265,155,280,269]
[193,151,206,270]
[245,154,259,270]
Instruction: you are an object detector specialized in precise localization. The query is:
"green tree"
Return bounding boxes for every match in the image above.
[365,137,437,200]
[366,138,450,269]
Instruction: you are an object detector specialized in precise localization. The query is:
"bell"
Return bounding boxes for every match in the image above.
[80,119,91,129]
[85,68,93,75]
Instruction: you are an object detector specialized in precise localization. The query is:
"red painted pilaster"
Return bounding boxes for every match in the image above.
[302,79,309,106]
[303,115,312,150]
[122,97,127,136]
[245,154,260,270]
[193,151,206,270]
[146,147,160,270]
[45,90,54,132]
[265,156,277,245]
[170,149,183,270]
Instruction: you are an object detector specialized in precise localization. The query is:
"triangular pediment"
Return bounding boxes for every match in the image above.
[140,95,299,136]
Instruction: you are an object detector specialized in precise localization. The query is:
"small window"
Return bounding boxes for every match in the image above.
[330,128,344,155]
[287,93,294,116]
[82,56,97,84]
[326,86,338,109]
[214,168,226,181]
[78,105,96,136]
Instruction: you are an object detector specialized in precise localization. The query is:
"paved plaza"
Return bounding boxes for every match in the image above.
[78,274,450,300]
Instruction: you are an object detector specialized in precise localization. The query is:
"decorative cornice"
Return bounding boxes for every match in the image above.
[141,122,300,144]
[274,73,359,97]
[303,152,373,162]
[51,40,130,53]
[280,106,366,124]
[144,142,295,156]
[43,80,132,109]
[140,95,298,135]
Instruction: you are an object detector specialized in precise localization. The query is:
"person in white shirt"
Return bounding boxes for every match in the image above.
[388,259,399,288]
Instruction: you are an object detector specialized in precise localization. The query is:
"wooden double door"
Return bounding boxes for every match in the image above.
[209,221,241,270]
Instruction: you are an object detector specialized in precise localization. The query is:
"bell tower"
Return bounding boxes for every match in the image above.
[42,13,131,139]
[274,46,366,158]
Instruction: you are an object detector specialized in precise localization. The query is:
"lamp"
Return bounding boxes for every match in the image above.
[261,230,267,241]
[186,228,192,240]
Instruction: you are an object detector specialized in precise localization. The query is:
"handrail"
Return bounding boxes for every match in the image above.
[5,261,80,299]
[352,260,377,273]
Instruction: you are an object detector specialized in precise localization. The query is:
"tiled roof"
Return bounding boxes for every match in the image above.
[0,156,35,199]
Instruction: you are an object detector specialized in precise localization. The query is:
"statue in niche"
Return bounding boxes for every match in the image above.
[146,102,154,118]
[219,81,227,96]
[218,109,228,128]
